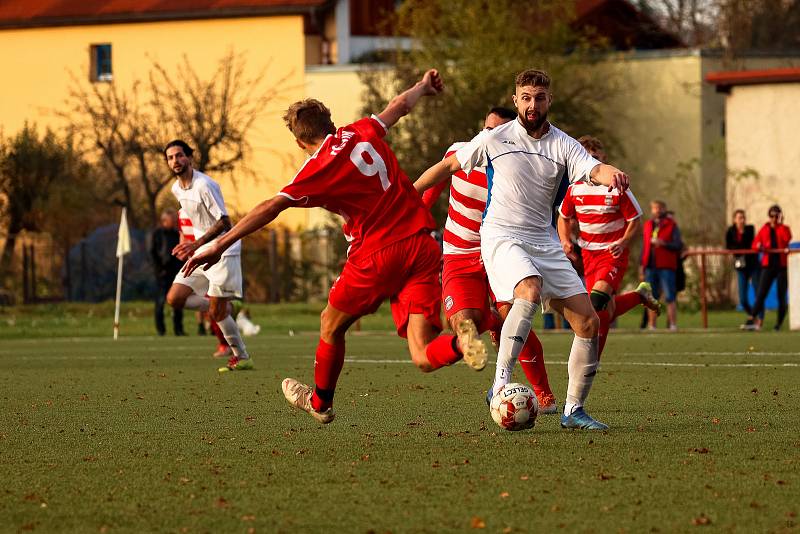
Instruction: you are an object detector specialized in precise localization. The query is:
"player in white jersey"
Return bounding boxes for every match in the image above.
[417,70,630,430]
[164,140,252,372]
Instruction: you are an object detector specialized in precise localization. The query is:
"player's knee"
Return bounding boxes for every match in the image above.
[166,291,184,309]
[411,351,434,373]
[590,290,611,312]
[575,312,599,337]
[208,305,228,323]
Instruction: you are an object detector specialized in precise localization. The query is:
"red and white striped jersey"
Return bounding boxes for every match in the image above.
[422,142,487,255]
[177,208,195,242]
[558,182,642,251]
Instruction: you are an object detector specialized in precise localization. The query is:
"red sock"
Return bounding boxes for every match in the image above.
[613,291,641,319]
[517,332,553,397]
[311,338,345,412]
[210,321,228,347]
[597,310,611,360]
[425,335,461,369]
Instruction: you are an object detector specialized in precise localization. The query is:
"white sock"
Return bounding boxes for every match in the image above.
[564,335,599,416]
[184,294,210,312]
[217,315,249,359]
[493,298,537,395]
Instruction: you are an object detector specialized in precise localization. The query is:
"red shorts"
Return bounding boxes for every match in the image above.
[582,248,629,293]
[441,253,496,327]
[328,231,443,338]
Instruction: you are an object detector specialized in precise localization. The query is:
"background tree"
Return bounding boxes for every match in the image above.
[63,50,290,228]
[637,0,800,54]
[360,0,617,221]
[0,124,96,282]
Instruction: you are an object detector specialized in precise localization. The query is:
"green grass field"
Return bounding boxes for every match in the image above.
[1,305,799,532]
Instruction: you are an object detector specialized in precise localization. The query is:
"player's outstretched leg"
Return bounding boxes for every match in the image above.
[552,294,607,431]
[407,314,487,372]
[282,305,358,424]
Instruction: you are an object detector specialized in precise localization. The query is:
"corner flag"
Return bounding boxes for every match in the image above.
[116,208,131,258]
[113,208,131,339]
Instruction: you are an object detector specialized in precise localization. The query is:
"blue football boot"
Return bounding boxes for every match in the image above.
[560,407,609,430]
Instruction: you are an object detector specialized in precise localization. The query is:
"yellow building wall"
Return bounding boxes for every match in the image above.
[0,16,308,228]
[725,83,800,234]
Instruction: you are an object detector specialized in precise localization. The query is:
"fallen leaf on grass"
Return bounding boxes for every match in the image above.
[711,418,720,424]
[691,515,711,526]
[597,473,614,481]
[470,516,486,529]
[520,475,529,481]
[214,497,229,509]
[500,492,510,498]
[690,448,710,454]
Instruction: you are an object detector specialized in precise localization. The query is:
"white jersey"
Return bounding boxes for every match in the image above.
[171,170,241,256]
[455,119,600,246]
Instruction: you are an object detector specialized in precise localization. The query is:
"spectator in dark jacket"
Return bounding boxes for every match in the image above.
[749,205,792,331]
[725,209,761,328]
[150,209,185,335]
[640,200,683,330]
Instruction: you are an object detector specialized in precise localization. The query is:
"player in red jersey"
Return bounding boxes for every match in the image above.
[557,135,661,358]
[183,69,488,424]
[419,106,558,413]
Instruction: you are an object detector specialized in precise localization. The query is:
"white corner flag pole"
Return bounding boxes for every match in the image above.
[114,207,132,340]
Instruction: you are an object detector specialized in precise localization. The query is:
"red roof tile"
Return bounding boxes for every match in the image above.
[706,67,800,89]
[0,0,326,28]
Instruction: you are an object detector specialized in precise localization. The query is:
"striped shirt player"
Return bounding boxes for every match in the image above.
[177,208,195,242]
[558,182,642,293]
[421,141,492,326]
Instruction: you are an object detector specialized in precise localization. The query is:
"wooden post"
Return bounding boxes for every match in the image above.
[699,252,708,329]
[29,244,37,303]
[22,243,30,304]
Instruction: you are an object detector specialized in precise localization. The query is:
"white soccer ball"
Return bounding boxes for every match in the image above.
[490,383,538,431]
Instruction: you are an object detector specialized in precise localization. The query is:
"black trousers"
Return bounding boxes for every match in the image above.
[155,275,184,335]
[750,265,788,328]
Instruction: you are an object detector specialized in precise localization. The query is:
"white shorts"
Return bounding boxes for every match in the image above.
[481,235,586,307]
[173,255,242,299]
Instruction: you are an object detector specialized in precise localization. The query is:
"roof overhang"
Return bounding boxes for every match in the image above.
[706,67,800,93]
[0,2,328,30]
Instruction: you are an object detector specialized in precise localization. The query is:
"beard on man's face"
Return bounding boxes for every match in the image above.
[518,109,547,132]
[171,163,185,176]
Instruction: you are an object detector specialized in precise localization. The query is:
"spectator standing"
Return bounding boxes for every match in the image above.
[150,209,185,336]
[725,209,760,328]
[640,200,683,330]
[749,205,792,331]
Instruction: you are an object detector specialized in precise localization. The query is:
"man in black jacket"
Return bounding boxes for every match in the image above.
[151,209,185,335]
[725,209,760,328]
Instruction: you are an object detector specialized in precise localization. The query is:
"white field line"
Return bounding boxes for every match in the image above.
[340,359,800,368]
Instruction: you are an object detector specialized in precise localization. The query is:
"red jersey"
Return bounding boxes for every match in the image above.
[421,142,486,256]
[280,116,435,258]
[558,182,642,251]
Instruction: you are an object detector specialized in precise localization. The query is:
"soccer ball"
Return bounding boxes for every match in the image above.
[490,383,538,431]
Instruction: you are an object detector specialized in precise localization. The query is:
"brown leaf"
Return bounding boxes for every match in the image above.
[500,492,510,498]
[691,515,711,526]
[597,473,614,481]
[691,448,710,454]
[711,418,720,424]
[470,516,486,529]
[214,497,229,509]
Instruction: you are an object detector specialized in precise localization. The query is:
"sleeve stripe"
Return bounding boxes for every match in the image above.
[370,114,388,134]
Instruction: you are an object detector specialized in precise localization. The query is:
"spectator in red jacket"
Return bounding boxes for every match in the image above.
[748,205,792,331]
[640,200,682,330]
